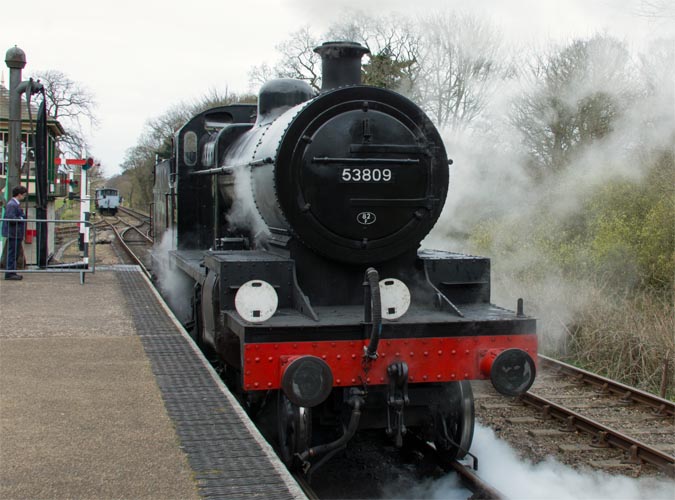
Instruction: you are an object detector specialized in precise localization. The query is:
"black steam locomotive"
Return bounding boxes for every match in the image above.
[152,41,537,473]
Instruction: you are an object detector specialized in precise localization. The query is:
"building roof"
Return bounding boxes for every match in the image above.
[0,83,65,136]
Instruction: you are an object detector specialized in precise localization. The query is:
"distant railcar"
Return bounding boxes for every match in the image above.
[95,187,119,215]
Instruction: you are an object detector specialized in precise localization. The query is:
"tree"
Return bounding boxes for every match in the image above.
[249,18,421,94]
[248,62,276,90]
[361,49,415,89]
[117,89,256,209]
[249,26,322,91]
[35,70,97,157]
[637,38,675,149]
[118,144,153,208]
[258,12,507,131]
[415,12,508,131]
[511,36,636,177]
[635,0,675,19]
[327,14,421,94]
[249,12,513,130]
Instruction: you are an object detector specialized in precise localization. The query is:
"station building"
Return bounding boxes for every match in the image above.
[0,81,67,264]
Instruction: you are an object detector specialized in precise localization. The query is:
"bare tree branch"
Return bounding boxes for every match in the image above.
[274,26,322,90]
[416,12,508,130]
[35,70,98,157]
[116,90,256,208]
[634,0,675,18]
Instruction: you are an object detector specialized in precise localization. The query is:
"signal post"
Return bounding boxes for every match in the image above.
[55,157,95,268]
[79,157,94,267]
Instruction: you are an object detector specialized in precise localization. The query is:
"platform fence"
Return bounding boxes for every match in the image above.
[0,217,96,284]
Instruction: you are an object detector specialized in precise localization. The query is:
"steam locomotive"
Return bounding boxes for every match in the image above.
[152,41,537,473]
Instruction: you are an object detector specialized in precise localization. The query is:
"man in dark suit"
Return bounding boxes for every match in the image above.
[2,186,28,280]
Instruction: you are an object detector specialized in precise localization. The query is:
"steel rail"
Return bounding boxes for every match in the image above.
[538,354,674,417]
[118,205,150,223]
[113,208,153,243]
[519,391,675,476]
[447,459,504,500]
[55,219,107,235]
[118,221,153,244]
[406,435,505,499]
[291,473,320,500]
[103,219,151,279]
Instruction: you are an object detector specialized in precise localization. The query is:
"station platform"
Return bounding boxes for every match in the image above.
[0,267,305,500]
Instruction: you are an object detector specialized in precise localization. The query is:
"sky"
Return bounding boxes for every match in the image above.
[2,0,672,177]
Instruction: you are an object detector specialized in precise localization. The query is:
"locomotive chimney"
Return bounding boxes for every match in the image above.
[314,41,370,92]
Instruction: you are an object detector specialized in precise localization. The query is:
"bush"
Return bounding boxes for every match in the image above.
[581,152,674,290]
[475,151,675,292]
[466,152,674,398]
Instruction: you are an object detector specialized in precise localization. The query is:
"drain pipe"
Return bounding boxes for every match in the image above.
[5,45,26,197]
[363,267,382,361]
[297,390,364,467]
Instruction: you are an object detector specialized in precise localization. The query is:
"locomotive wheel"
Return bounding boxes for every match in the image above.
[433,381,475,461]
[277,392,311,467]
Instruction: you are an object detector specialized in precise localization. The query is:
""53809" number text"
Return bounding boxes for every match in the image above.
[340,168,392,183]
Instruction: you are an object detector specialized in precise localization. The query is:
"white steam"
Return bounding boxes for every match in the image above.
[224,166,270,248]
[151,228,193,324]
[424,37,674,347]
[387,424,674,499]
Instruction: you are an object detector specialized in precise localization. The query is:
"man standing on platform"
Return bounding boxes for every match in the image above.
[2,185,28,280]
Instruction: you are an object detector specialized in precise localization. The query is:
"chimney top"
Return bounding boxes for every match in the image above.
[313,41,370,92]
[5,46,26,70]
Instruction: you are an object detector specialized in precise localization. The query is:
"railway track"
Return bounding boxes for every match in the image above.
[475,355,675,479]
[95,210,674,493]
[63,210,510,499]
[52,206,153,270]
[117,205,151,224]
[526,356,674,475]
[96,208,153,276]
[293,473,321,500]
[303,428,506,499]
[407,436,505,499]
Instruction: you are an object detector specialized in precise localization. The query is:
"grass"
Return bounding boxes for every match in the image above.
[562,288,674,400]
[487,266,674,400]
[54,197,93,221]
[511,277,674,400]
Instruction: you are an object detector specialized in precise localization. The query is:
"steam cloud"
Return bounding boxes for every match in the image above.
[385,424,674,499]
[424,37,675,347]
[224,166,270,248]
[151,228,194,324]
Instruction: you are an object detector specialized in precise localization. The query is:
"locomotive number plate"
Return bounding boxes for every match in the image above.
[340,168,393,183]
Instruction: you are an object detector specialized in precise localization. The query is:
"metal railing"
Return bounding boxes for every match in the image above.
[1,217,96,284]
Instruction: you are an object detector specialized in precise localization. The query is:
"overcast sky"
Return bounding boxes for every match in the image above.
[2,0,672,177]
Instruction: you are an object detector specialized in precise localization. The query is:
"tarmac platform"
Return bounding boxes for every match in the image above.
[0,267,305,500]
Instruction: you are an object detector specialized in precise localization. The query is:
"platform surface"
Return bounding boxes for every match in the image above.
[0,267,304,500]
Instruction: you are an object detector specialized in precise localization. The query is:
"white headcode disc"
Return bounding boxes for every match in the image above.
[379,278,411,320]
[234,280,278,323]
